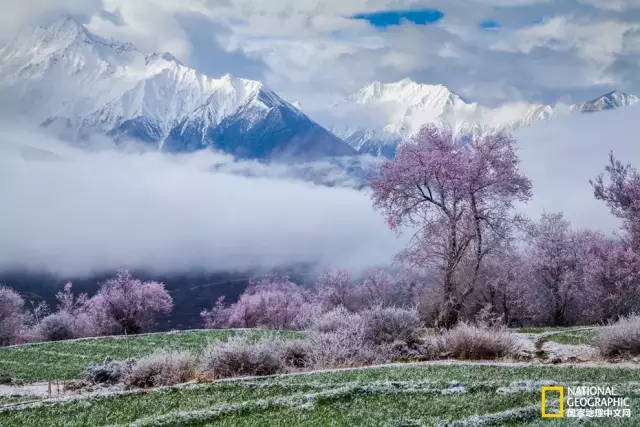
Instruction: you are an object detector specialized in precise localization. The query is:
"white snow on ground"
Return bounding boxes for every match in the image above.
[0,382,67,399]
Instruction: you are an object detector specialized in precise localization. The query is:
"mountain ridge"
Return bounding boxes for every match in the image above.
[316,80,638,157]
[1,17,638,161]
[0,17,355,160]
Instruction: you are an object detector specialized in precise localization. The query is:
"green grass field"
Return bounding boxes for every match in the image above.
[517,327,598,346]
[545,329,597,346]
[0,330,302,381]
[1,363,638,426]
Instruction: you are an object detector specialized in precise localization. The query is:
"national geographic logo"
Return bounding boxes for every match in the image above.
[541,385,632,419]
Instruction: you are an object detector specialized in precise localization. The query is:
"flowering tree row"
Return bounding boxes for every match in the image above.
[0,269,172,346]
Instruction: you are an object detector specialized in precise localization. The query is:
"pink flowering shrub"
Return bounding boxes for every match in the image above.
[360,269,396,308]
[592,152,640,247]
[201,296,232,329]
[315,269,364,312]
[0,285,29,346]
[54,282,97,337]
[87,269,173,335]
[202,276,313,330]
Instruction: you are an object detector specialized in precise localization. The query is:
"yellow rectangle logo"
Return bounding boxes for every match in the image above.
[541,386,564,418]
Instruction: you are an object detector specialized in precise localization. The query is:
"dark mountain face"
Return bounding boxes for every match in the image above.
[164,93,356,161]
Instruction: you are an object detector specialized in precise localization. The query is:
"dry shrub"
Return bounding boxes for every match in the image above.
[306,318,384,369]
[594,314,640,357]
[437,322,523,360]
[282,339,312,369]
[126,350,197,388]
[307,306,361,333]
[361,306,423,347]
[85,359,134,384]
[304,306,425,368]
[200,335,286,379]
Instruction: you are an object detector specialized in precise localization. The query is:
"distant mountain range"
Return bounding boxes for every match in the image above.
[318,79,640,157]
[0,17,354,161]
[1,17,639,160]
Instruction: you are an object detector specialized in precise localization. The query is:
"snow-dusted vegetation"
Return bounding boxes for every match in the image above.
[1,361,639,426]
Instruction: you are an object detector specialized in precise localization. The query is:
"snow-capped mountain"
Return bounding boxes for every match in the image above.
[316,79,636,157]
[570,91,640,113]
[0,17,355,160]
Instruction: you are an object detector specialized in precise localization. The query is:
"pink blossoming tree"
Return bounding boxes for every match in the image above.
[203,276,313,330]
[88,269,173,335]
[0,285,28,346]
[591,152,640,247]
[370,126,532,327]
[315,269,362,312]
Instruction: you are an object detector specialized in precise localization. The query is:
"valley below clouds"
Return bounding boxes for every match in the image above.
[0,123,401,276]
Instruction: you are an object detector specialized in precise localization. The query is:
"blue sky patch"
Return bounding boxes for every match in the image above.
[480,20,500,29]
[352,9,444,28]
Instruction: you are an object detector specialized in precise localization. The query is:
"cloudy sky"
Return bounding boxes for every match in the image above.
[2,0,640,110]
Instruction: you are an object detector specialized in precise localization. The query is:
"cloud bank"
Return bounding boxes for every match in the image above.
[0,124,403,277]
[516,104,640,233]
[1,104,638,277]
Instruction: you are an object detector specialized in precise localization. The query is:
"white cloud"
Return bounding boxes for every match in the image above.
[4,0,640,108]
[516,104,640,233]
[1,105,636,277]
[0,0,103,39]
[0,123,403,277]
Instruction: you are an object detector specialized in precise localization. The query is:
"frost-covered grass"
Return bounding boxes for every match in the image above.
[546,329,596,346]
[1,363,638,426]
[0,395,41,406]
[517,326,593,334]
[0,330,302,381]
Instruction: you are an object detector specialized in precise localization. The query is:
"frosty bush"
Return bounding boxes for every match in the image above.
[84,359,134,384]
[201,335,286,379]
[38,312,76,341]
[306,306,362,333]
[306,318,383,369]
[361,306,423,347]
[594,315,640,357]
[282,339,312,369]
[437,322,523,360]
[126,350,197,388]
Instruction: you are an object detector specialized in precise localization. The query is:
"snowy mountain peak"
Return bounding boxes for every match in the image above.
[0,17,355,160]
[571,90,640,113]
[41,16,87,40]
[345,79,461,108]
[322,78,640,158]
